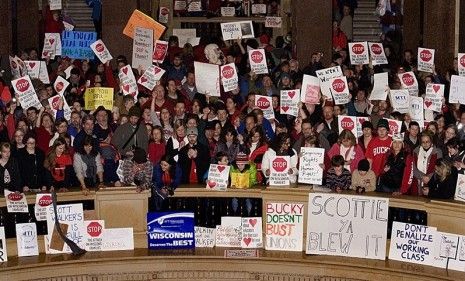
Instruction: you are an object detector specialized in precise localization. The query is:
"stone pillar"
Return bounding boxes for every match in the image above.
[0,0,11,55]
[15,0,40,53]
[402,0,422,52]
[291,0,332,68]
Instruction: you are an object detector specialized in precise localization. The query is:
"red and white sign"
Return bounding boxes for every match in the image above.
[90,39,113,64]
[269,156,290,186]
[42,33,61,59]
[241,217,263,248]
[417,48,435,73]
[368,42,388,65]
[337,115,357,136]
[53,75,69,96]
[254,95,274,120]
[386,118,402,136]
[349,42,369,65]
[48,94,72,120]
[248,49,268,74]
[329,76,350,105]
[4,190,28,213]
[87,221,103,237]
[132,27,154,70]
[158,6,169,24]
[398,71,419,96]
[9,55,26,79]
[25,60,50,84]
[300,74,320,104]
[220,63,239,92]
[84,220,105,251]
[11,75,42,110]
[424,83,444,112]
[206,164,231,191]
[152,40,168,64]
[265,17,282,28]
[118,65,138,99]
[34,194,52,221]
[458,53,465,77]
[389,89,410,114]
[280,89,300,117]
[137,65,165,91]
[316,66,342,100]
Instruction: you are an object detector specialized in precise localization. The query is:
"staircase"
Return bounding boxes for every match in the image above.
[62,0,95,32]
[353,0,381,42]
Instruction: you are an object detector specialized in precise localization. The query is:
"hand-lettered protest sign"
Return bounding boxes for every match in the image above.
[252,4,267,14]
[206,164,230,191]
[48,95,72,120]
[45,203,85,254]
[4,190,28,213]
[424,83,444,112]
[195,227,216,248]
[119,65,139,99]
[447,234,465,272]
[436,232,459,260]
[398,71,419,96]
[221,7,236,17]
[449,75,465,104]
[389,222,446,268]
[255,95,274,120]
[389,89,410,114]
[300,75,320,104]
[62,31,96,59]
[147,212,195,249]
[25,60,40,79]
[132,27,154,70]
[49,0,62,10]
[265,202,304,251]
[84,87,114,110]
[0,227,7,262]
[280,89,300,117]
[349,42,369,65]
[369,72,389,101]
[265,17,282,28]
[216,224,242,247]
[307,194,389,260]
[368,42,388,65]
[418,48,435,73]
[220,63,239,92]
[454,174,465,202]
[248,49,268,75]
[330,76,350,105]
[123,9,166,41]
[298,147,325,185]
[194,61,220,97]
[34,193,53,221]
[269,156,290,186]
[221,21,255,41]
[16,223,39,257]
[100,228,134,251]
[11,76,42,110]
[316,66,342,100]
[458,53,465,77]
[137,65,165,91]
[152,40,169,64]
[90,39,113,64]
[241,217,262,248]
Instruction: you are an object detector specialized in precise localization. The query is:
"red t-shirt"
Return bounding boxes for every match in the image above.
[148,142,166,165]
[365,136,392,176]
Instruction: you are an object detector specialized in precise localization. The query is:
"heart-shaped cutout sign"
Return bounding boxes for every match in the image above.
[207,180,216,188]
[433,85,440,93]
[424,100,432,108]
[281,106,289,112]
[29,62,36,69]
[288,91,295,99]
[249,218,257,227]
[243,237,252,246]
[217,165,225,173]
[122,67,128,75]
[140,77,148,83]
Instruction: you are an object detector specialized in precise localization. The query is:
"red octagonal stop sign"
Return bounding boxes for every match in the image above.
[340,117,355,131]
[332,78,346,93]
[256,96,270,109]
[370,44,382,55]
[460,55,465,68]
[420,49,432,62]
[402,73,415,86]
[352,43,365,55]
[222,65,235,79]
[87,221,103,237]
[272,157,288,173]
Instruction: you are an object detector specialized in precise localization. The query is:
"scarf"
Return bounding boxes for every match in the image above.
[81,154,97,179]
[417,147,433,174]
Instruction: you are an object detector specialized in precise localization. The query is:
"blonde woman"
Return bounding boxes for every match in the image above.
[327,129,364,172]
[423,159,458,199]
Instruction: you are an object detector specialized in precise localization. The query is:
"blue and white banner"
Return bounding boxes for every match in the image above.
[147,212,195,249]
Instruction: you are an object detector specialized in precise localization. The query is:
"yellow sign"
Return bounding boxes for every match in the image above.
[123,9,166,41]
[84,87,114,110]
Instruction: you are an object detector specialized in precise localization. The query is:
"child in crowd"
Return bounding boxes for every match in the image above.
[351,159,376,193]
[230,152,257,189]
[326,155,351,192]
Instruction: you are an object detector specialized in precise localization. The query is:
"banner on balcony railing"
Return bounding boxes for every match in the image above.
[147,212,195,249]
[306,194,389,260]
[265,202,304,252]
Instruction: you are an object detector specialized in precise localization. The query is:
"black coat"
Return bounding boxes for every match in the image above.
[0,157,22,193]
[178,142,210,184]
[17,147,47,189]
[427,167,458,199]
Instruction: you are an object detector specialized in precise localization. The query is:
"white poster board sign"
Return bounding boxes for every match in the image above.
[220,21,254,41]
[48,95,72,121]
[90,40,113,64]
[398,72,419,96]
[298,147,325,185]
[269,156,290,186]
[173,29,197,47]
[255,95,274,120]
[417,48,435,73]
[349,42,369,65]
[265,202,304,251]
[215,225,242,248]
[206,164,230,191]
[194,61,220,97]
[0,227,7,262]
[368,43,388,65]
[4,190,28,213]
[409,96,424,128]
[248,49,268,75]
[369,72,389,101]
[11,75,42,110]
[316,66,342,100]
[389,89,410,114]
[454,174,465,202]
[449,75,465,104]
[337,115,357,136]
[300,75,320,104]
[49,0,62,10]
[118,65,139,98]
[458,53,465,77]
[137,65,165,91]
[53,75,70,96]
[241,217,262,248]
[195,227,216,248]
[35,193,53,221]
[330,76,350,105]
[16,223,39,257]
[220,63,239,92]
[265,17,282,28]
[132,27,154,70]
[280,89,300,117]
[424,83,444,113]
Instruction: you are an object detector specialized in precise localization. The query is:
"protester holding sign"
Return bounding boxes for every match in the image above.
[327,130,364,172]
[261,133,298,184]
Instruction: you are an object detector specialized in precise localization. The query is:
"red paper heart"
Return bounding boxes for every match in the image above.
[43,52,48,57]
[140,77,148,83]
[122,84,130,93]
[243,237,252,246]
[207,180,216,188]
[154,67,161,74]
[288,91,295,99]
[49,38,55,45]
[217,165,225,173]
[281,106,289,112]
[249,218,257,227]
[29,62,36,69]
[425,100,432,108]
[129,92,136,97]
[433,85,440,93]
[122,67,128,75]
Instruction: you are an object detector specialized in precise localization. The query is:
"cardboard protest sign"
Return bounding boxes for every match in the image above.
[449,75,465,104]
[220,21,255,41]
[241,217,262,248]
[206,164,230,191]
[48,95,72,120]
[307,194,388,260]
[409,96,424,128]
[368,42,388,65]
[16,223,39,257]
[269,156,290,186]
[424,83,444,112]
[447,235,465,272]
[386,118,402,136]
[147,212,195,249]
[265,202,304,251]
[458,53,465,77]
[123,9,166,41]
[4,190,28,213]
[329,76,350,105]
[195,227,216,248]
[172,29,196,47]
[248,49,268,74]
[255,95,274,120]
[349,42,369,65]
[11,76,42,110]
[42,33,61,59]
[158,7,169,24]
[454,174,465,203]
[338,115,357,136]
[265,17,282,28]
[389,89,410,113]
[194,61,220,96]
[300,75,320,104]
[389,222,446,268]
[54,75,70,96]
[418,48,435,73]
[0,227,7,262]
[137,65,165,91]
[316,66,342,100]
[280,89,300,117]
[84,87,114,110]
[298,147,325,185]
[132,27,154,70]
[34,193,53,221]
[62,31,97,59]
[152,40,168,64]
[221,7,236,17]
[9,56,26,79]
[118,65,139,98]
[220,63,239,92]
[49,0,62,10]
[369,72,389,101]
[90,40,113,64]
[398,71,419,96]
[45,203,85,254]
